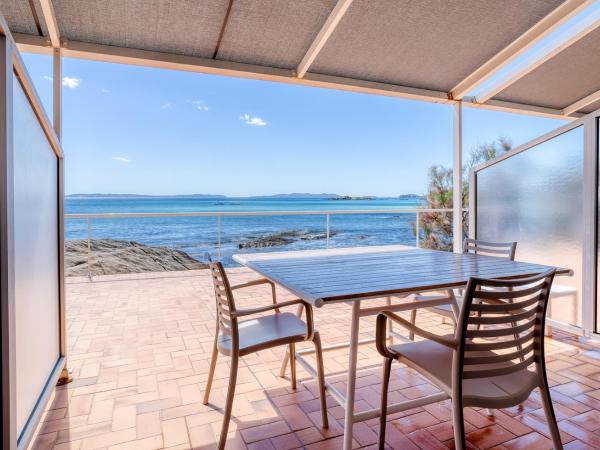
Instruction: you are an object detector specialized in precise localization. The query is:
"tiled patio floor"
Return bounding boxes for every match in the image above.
[28,268,600,449]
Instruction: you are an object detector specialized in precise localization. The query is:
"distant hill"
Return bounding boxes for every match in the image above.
[66,193,227,199]
[66,192,425,200]
[66,193,341,199]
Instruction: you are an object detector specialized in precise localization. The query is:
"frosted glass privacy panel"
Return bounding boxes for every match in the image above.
[13,75,60,435]
[476,126,583,327]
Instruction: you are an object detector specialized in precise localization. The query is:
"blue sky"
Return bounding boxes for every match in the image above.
[22,53,566,197]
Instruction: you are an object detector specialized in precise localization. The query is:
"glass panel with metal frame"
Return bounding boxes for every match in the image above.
[476,126,584,328]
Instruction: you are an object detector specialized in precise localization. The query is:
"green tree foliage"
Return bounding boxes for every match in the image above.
[417,137,512,251]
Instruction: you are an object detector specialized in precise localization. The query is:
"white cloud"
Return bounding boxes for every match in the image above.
[62,77,81,88]
[43,75,53,81]
[101,88,110,93]
[112,156,131,163]
[188,99,209,111]
[161,102,173,109]
[240,113,267,126]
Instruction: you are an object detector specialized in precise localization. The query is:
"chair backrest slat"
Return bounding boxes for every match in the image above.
[463,238,517,260]
[473,284,542,300]
[208,260,238,340]
[462,356,536,379]
[469,294,540,312]
[465,317,536,338]
[455,269,555,384]
[463,342,534,365]
[463,330,534,352]
[468,307,536,325]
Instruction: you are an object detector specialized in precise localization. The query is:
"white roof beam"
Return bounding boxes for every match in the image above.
[563,88,600,115]
[12,32,51,54]
[450,0,592,100]
[52,39,449,103]
[38,0,60,47]
[12,35,576,121]
[296,0,353,78]
[465,98,580,121]
[475,3,600,104]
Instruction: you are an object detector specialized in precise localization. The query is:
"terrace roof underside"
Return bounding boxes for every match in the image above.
[3,0,600,119]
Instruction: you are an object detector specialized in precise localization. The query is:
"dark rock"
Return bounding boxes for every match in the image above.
[65,239,207,276]
[238,230,335,249]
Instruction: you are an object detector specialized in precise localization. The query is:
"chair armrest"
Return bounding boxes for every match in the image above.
[233,298,306,317]
[230,278,275,290]
[230,278,279,312]
[376,311,456,358]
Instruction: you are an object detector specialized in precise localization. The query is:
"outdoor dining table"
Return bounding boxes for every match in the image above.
[232,244,572,450]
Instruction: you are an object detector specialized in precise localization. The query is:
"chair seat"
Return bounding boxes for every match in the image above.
[390,338,539,409]
[218,312,307,356]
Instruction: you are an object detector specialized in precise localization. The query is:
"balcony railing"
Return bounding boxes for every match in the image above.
[65,208,465,278]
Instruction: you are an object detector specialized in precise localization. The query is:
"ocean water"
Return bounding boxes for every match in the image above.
[65,197,437,266]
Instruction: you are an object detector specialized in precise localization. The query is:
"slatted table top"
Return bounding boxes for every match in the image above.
[233,245,572,307]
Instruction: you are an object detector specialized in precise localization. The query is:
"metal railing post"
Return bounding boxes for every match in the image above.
[326,213,330,248]
[86,217,92,280]
[217,216,222,259]
[415,211,420,248]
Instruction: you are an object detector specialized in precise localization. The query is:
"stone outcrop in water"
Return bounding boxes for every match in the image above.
[238,230,333,249]
[65,239,207,277]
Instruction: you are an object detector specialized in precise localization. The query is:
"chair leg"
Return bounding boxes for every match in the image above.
[409,309,417,341]
[313,332,329,429]
[378,357,393,450]
[539,384,564,449]
[451,397,466,450]
[218,354,238,450]
[203,333,219,405]
[289,343,297,390]
[279,304,304,377]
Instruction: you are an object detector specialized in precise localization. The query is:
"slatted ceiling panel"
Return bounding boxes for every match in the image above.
[497,27,600,111]
[240,248,566,305]
[216,0,337,69]
[39,0,230,58]
[310,0,566,92]
[2,0,40,34]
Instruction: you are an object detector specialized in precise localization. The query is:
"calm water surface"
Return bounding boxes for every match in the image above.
[65,197,431,266]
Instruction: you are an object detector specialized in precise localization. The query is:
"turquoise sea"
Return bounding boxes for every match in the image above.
[65,197,430,266]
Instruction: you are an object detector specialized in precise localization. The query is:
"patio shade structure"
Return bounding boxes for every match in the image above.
[2,0,600,119]
[3,0,600,449]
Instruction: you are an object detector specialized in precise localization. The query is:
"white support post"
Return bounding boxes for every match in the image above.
[53,47,61,138]
[582,115,597,337]
[453,102,463,253]
[0,33,17,450]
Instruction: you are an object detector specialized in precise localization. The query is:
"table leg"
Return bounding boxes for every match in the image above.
[343,301,361,450]
[280,304,304,377]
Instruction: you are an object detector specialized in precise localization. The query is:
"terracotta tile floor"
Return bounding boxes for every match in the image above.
[28,268,600,449]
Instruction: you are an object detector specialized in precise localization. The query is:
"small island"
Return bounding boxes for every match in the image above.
[332,196,376,201]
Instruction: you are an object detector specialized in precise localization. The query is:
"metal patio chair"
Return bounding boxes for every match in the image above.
[203,259,329,449]
[376,269,562,450]
[408,238,517,339]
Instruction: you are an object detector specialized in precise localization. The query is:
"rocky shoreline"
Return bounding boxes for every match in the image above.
[65,239,207,277]
[238,230,334,249]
